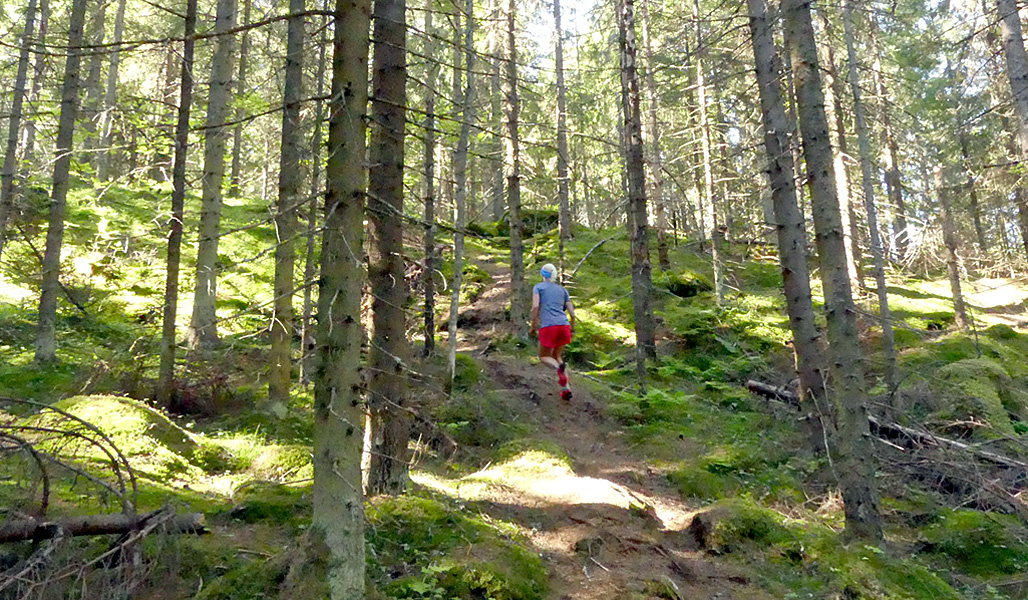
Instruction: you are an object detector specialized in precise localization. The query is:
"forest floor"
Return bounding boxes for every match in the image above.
[432,255,773,599]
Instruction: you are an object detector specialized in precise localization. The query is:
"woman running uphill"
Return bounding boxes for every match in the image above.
[530,263,576,401]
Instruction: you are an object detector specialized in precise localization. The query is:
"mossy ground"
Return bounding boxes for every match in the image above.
[7,185,1028,598]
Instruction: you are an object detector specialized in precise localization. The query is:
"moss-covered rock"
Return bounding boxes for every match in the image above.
[229,481,310,525]
[367,495,547,600]
[934,358,1016,435]
[920,508,1028,576]
[249,444,313,481]
[28,394,208,481]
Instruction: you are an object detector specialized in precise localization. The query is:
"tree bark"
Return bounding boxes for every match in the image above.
[842,0,897,391]
[365,0,411,495]
[639,0,669,271]
[618,0,657,382]
[302,4,329,385]
[0,512,206,543]
[783,0,882,542]
[79,0,107,164]
[999,0,1028,178]
[156,0,198,405]
[187,0,238,349]
[745,0,826,448]
[692,0,725,306]
[96,0,128,182]
[489,0,505,223]
[505,0,527,340]
[19,0,49,170]
[447,0,475,384]
[313,0,371,590]
[0,0,39,261]
[229,0,252,197]
[958,131,987,256]
[555,0,571,279]
[936,166,970,331]
[34,0,88,364]
[421,0,439,357]
[268,0,306,412]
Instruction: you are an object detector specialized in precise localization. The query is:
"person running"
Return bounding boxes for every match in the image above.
[530,263,576,401]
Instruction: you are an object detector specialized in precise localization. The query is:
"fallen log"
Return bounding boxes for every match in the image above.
[745,379,1028,470]
[0,510,207,544]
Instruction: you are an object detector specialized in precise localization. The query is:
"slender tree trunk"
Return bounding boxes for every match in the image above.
[156,0,198,404]
[746,0,826,447]
[505,0,527,339]
[33,0,88,364]
[79,0,107,164]
[869,14,907,261]
[188,0,238,349]
[229,0,252,197]
[936,166,970,331]
[640,0,669,271]
[422,0,439,356]
[151,48,178,182]
[0,0,39,261]
[999,0,1028,179]
[313,0,371,590]
[818,19,861,290]
[618,0,657,383]
[365,0,411,495]
[301,7,328,386]
[784,0,882,542]
[842,0,896,391]
[692,0,725,305]
[554,0,571,280]
[448,0,475,383]
[490,0,505,223]
[268,0,306,411]
[958,132,987,256]
[19,0,48,169]
[96,0,127,182]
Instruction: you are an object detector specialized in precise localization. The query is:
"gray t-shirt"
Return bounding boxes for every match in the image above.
[533,281,570,328]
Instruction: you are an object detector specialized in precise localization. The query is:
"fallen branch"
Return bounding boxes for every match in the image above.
[745,379,1028,470]
[0,510,207,544]
[570,231,625,280]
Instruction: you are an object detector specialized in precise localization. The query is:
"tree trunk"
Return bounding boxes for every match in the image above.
[618,0,657,384]
[187,0,238,349]
[79,0,107,164]
[447,0,475,386]
[268,0,306,412]
[783,0,882,542]
[313,0,371,590]
[96,0,128,182]
[639,0,669,271]
[818,16,861,291]
[0,0,39,261]
[999,0,1028,182]
[365,0,411,495]
[302,4,329,385]
[692,0,725,306]
[745,0,826,449]
[489,0,505,223]
[958,131,987,256]
[869,12,907,262]
[505,0,527,340]
[19,0,49,169]
[936,166,970,331]
[842,0,897,392]
[555,0,571,280]
[156,0,198,405]
[33,0,88,364]
[229,0,252,197]
[421,0,439,357]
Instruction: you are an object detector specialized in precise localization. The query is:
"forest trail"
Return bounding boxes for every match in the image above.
[428,255,775,599]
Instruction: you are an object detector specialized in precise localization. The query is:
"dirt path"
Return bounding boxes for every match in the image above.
[437,257,774,600]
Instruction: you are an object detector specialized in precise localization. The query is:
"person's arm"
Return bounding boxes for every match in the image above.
[565,297,576,331]
[530,290,541,335]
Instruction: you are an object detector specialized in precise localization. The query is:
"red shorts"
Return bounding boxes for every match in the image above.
[539,324,572,348]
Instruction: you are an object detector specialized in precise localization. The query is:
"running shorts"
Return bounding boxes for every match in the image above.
[539,324,572,348]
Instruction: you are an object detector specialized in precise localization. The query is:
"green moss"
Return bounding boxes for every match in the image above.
[194,552,290,600]
[667,465,729,501]
[692,497,795,554]
[921,509,1028,576]
[934,358,1016,435]
[452,353,481,391]
[248,444,313,481]
[227,481,310,526]
[367,495,547,600]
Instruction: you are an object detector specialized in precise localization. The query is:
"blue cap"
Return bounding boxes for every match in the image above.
[540,267,552,278]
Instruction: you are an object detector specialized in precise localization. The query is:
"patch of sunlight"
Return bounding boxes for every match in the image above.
[965,278,1028,309]
[576,307,635,343]
[0,276,33,303]
[413,451,691,530]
